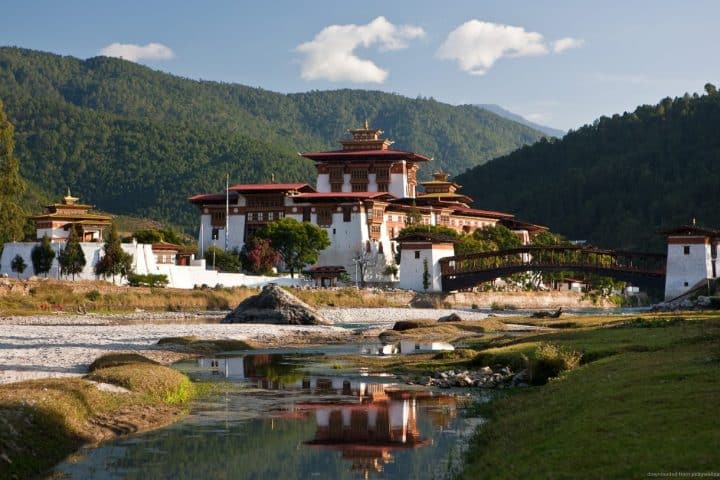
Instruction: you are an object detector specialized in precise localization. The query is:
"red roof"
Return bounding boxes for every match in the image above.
[301,149,431,162]
[229,183,315,193]
[451,205,514,219]
[293,192,396,200]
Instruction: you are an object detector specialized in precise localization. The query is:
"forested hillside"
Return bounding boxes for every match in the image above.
[0,47,542,231]
[457,86,720,251]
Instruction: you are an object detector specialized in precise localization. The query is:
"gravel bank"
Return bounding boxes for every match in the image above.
[0,307,492,385]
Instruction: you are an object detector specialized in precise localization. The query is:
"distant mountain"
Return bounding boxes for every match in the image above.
[476,104,565,138]
[459,88,720,251]
[0,47,545,232]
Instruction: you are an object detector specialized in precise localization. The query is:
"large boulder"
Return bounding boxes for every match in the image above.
[223,284,329,325]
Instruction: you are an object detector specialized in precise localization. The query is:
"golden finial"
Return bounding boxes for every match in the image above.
[363,119,369,129]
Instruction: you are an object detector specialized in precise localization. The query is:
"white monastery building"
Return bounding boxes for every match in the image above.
[663,225,719,300]
[190,122,545,286]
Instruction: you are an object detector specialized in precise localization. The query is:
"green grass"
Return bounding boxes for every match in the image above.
[461,318,720,479]
[156,336,255,353]
[0,353,199,479]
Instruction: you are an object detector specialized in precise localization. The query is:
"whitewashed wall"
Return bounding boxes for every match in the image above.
[664,241,714,300]
[397,244,455,292]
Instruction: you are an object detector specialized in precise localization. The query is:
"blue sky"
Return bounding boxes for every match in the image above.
[3,0,720,130]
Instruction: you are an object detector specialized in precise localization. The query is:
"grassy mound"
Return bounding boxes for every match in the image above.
[89,352,159,371]
[157,336,254,353]
[0,353,197,479]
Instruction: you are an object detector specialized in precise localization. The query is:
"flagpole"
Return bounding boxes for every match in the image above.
[225,173,230,252]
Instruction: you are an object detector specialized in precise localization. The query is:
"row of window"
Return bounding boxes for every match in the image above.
[246,195,284,208]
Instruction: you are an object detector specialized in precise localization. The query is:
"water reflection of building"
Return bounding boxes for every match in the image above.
[197,354,459,478]
[300,390,442,478]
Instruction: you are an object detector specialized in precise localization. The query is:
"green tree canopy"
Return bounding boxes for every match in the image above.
[10,254,26,278]
[58,227,85,280]
[31,234,56,277]
[256,218,330,277]
[0,98,26,244]
[95,223,133,282]
[204,245,241,273]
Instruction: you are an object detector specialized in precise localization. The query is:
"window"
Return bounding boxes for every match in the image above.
[342,206,352,222]
[414,251,420,259]
[351,182,367,192]
[684,281,689,287]
[329,167,344,182]
[683,246,690,255]
[302,207,311,222]
[377,182,388,192]
[317,208,333,226]
[211,210,226,227]
[331,183,342,192]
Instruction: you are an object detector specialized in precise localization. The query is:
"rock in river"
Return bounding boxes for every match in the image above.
[223,284,329,325]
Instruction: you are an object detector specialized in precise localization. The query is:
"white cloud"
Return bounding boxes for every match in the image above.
[437,20,582,75]
[296,16,425,83]
[553,37,584,53]
[100,42,175,62]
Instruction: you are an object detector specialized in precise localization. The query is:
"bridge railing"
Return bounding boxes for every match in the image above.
[440,245,666,277]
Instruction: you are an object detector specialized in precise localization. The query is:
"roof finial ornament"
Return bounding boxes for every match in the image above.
[363,118,369,130]
[271,172,276,183]
[692,217,696,226]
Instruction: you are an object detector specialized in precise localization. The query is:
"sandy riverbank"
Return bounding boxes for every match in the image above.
[0,307,492,385]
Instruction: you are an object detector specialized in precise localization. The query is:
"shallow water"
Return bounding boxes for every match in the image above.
[53,349,486,479]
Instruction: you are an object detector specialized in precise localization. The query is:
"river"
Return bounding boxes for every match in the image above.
[52,347,487,479]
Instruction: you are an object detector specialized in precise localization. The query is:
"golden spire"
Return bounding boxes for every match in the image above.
[63,187,79,205]
[363,119,369,129]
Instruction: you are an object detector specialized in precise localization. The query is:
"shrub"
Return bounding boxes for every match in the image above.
[433,348,478,360]
[85,289,101,301]
[529,343,582,385]
[127,273,169,288]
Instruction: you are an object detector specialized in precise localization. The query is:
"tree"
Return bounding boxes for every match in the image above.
[397,224,459,240]
[58,227,86,280]
[406,201,423,226]
[241,237,279,275]
[31,234,56,277]
[0,99,26,244]
[422,258,430,290]
[95,223,133,282]
[132,228,185,245]
[205,245,241,272]
[472,225,522,250]
[256,218,330,278]
[10,254,26,278]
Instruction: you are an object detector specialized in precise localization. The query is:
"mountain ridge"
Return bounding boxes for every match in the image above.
[476,104,565,138]
[458,87,720,251]
[0,46,545,232]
